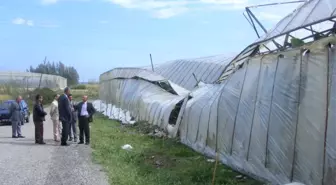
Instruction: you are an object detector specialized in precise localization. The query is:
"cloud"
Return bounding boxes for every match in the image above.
[105,0,302,19]
[12,18,60,28]
[12,18,34,26]
[152,7,189,19]
[41,0,59,5]
[40,0,90,5]
[106,0,251,18]
[199,0,248,5]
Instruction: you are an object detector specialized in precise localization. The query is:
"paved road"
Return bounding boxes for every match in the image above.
[0,108,109,185]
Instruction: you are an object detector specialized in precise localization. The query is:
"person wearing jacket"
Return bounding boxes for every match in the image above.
[9,96,25,138]
[68,94,78,142]
[33,94,47,144]
[58,87,72,146]
[75,95,96,145]
[50,94,60,142]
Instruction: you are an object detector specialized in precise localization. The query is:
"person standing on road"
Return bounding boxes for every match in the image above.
[58,87,72,146]
[75,95,96,145]
[50,94,61,142]
[68,94,78,142]
[33,94,47,144]
[9,95,25,138]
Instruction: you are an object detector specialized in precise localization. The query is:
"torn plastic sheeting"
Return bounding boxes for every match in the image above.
[266,50,301,184]
[100,67,190,96]
[168,80,190,96]
[248,54,279,181]
[183,85,217,144]
[180,84,224,153]
[93,100,135,124]
[293,49,327,185]
[99,77,185,130]
[153,56,230,90]
[98,39,336,185]
[217,62,248,157]
[232,57,262,160]
[324,47,336,185]
[179,84,219,142]
[179,45,336,185]
[109,76,183,96]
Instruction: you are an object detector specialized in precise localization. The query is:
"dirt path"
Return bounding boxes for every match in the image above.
[0,108,109,185]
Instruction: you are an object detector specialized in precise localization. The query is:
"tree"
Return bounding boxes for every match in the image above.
[291,37,305,48]
[28,58,79,86]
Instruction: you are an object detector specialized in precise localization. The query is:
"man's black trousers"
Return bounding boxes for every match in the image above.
[61,121,70,144]
[78,116,90,143]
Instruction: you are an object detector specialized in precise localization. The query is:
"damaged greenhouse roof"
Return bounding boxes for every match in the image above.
[218,0,336,82]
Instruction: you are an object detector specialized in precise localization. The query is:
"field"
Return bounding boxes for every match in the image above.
[0,94,12,101]
[91,114,263,185]
[69,83,99,100]
[0,85,17,102]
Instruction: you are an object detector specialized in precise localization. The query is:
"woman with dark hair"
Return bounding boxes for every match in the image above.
[33,94,47,144]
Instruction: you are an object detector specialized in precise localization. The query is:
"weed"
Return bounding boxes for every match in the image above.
[91,114,263,185]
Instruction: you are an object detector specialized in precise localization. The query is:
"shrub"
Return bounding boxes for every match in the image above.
[291,38,305,47]
[26,87,56,105]
[72,84,87,90]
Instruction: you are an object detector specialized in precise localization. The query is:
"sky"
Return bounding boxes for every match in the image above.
[0,0,302,82]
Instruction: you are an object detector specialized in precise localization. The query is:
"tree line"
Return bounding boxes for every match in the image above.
[27,58,79,86]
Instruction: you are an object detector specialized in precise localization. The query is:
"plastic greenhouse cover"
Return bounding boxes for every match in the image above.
[152,55,233,90]
[324,46,336,185]
[0,71,67,89]
[100,68,190,96]
[255,0,336,44]
[98,37,336,185]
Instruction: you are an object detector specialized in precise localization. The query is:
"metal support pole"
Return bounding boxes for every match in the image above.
[149,54,155,72]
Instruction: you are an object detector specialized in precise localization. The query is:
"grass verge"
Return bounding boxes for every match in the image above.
[91,114,263,185]
[70,84,99,100]
[0,94,12,101]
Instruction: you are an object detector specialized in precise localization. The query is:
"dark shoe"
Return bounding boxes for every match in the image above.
[12,136,18,138]
[18,135,25,138]
[74,138,78,142]
[85,142,90,145]
[38,142,46,145]
[61,143,70,146]
[68,137,73,141]
[78,141,84,144]
[35,141,38,144]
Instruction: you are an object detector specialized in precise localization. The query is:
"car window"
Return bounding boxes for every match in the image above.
[0,102,10,109]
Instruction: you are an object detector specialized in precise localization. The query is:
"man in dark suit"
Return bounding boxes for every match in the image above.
[75,95,96,145]
[58,87,72,146]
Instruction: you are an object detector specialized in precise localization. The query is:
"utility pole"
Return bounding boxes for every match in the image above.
[38,56,47,89]
[149,54,154,72]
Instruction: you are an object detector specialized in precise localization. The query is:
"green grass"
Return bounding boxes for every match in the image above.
[71,84,87,90]
[91,114,263,185]
[70,84,99,100]
[0,94,12,101]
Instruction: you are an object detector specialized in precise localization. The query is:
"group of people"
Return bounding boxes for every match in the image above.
[10,87,96,146]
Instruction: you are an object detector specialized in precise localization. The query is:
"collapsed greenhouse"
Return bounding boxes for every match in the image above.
[97,0,336,184]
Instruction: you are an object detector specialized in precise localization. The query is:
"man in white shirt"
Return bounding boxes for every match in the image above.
[75,95,96,145]
[50,94,60,142]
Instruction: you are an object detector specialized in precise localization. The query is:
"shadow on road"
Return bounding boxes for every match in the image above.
[0,124,11,127]
[0,136,13,139]
[0,139,59,146]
